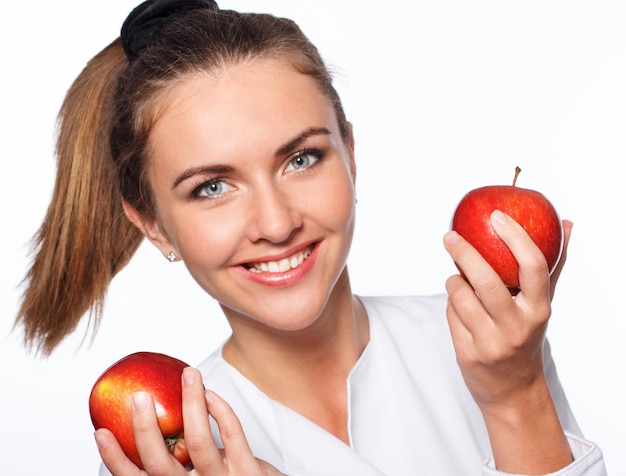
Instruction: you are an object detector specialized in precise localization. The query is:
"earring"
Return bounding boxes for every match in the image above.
[167,251,177,263]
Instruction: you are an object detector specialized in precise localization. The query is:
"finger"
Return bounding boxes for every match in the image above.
[489,210,550,305]
[443,287,475,354]
[131,392,181,475]
[94,428,144,476]
[207,390,261,473]
[180,367,223,471]
[549,220,573,299]
[445,273,485,335]
[443,230,512,320]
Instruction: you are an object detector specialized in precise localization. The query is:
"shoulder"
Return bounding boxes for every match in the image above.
[195,345,271,407]
[196,345,224,374]
[195,345,240,393]
[359,294,449,337]
[359,294,456,366]
[359,294,448,318]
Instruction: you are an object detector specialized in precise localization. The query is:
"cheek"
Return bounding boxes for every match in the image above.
[165,210,243,268]
[311,169,356,232]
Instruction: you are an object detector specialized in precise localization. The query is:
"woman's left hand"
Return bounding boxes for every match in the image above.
[443,210,574,473]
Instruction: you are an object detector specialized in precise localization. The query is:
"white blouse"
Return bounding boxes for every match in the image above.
[99,294,606,475]
[198,294,606,476]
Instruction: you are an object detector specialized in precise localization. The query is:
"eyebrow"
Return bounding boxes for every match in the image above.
[275,127,332,157]
[172,127,332,190]
[173,164,234,189]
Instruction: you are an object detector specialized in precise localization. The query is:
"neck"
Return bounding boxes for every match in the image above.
[222,271,368,387]
[220,271,369,443]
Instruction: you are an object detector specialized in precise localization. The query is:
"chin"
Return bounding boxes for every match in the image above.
[222,293,330,333]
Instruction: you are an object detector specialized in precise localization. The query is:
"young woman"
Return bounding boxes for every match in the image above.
[16,0,606,474]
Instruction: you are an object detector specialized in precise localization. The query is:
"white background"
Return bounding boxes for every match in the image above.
[1,1,624,474]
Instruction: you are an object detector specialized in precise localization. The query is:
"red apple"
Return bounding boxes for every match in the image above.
[451,167,563,289]
[89,351,191,469]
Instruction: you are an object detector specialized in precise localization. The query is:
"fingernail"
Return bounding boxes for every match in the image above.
[491,209,508,227]
[205,390,215,405]
[132,391,150,413]
[182,367,197,386]
[443,230,460,246]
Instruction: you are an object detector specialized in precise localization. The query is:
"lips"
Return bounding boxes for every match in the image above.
[245,244,314,274]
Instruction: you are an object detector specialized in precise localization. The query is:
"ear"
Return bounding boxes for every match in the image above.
[122,200,177,259]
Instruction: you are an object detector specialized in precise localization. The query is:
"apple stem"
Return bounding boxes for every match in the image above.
[513,166,521,187]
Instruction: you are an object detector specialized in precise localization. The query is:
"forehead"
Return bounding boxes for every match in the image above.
[148,58,339,160]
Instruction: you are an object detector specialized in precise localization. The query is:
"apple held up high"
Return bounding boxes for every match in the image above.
[89,351,191,469]
[451,167,563,290]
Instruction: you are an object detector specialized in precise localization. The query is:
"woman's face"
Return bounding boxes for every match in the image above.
[139,59,356,331]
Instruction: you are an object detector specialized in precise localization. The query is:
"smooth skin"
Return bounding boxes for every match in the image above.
[124,59,367,444]
[98,58,575,475]
[444,212,574,473]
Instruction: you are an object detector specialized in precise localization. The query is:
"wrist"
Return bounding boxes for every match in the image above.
[481,377,573,474]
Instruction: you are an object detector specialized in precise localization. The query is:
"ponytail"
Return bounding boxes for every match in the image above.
[16,5,350,356]
[16,38,144,355]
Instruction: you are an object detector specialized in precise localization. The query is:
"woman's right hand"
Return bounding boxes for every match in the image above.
[95,367,284,476]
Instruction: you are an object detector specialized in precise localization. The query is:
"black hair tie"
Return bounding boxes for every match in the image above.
[121,0,219,61]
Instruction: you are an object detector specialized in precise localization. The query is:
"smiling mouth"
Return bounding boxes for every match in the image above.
[245,244,314,273]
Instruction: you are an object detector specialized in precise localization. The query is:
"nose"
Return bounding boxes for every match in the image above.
[247,185,303,243]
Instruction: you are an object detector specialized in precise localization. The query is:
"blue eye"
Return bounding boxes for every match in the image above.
[285,150,322,172]
[192,179,232,199]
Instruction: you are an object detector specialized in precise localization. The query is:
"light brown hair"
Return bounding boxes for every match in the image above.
[16,8,349,355]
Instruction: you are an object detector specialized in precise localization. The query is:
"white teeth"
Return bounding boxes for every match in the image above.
[290,255,300,268]
[248,246,312,273]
